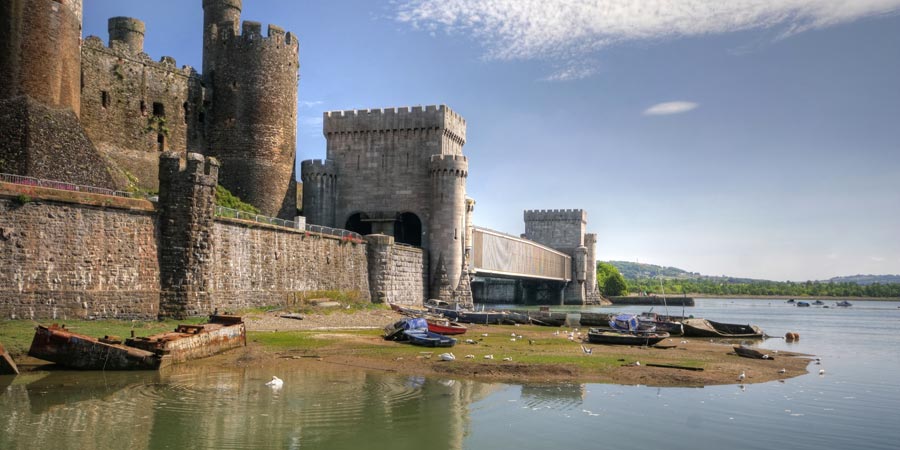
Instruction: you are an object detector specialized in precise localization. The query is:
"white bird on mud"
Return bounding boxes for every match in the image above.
[439,352,456,361]
[484,354,494,360]
[266,376,284,388]
[778,368,787,374]
[465,354,475,359]
[581,345,593,355]
[738,371,746,381]
[465,339,477,344]
[511,332,517,337]
[502,357,513,361]
[481,333,489,337]
[819,369,826,375]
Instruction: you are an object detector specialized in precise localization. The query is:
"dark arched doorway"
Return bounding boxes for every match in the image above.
[394,212,422,246]
[345,212,372,236]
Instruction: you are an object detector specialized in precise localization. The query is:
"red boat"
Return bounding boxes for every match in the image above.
[426,317,467,335]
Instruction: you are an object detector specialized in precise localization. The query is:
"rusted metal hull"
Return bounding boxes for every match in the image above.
[28,325,162,370]
[125,315,246,366]
[1,342,20,375]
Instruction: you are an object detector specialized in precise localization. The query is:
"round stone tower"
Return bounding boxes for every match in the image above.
[0,0,84,114]
[108,17,145,54]
[203,10,299,219]
[300,159,338,227]
[202,0,241,75]
[429,154,469,296]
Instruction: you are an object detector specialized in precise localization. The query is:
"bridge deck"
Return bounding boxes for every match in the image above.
[471,227,571,282]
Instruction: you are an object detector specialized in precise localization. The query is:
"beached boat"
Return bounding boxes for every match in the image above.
[796,301,811,307]
[426,317,467,335]
[28,315,246,370]
[1,343,20,375]
[835,301,852,307]
[424,300,525,325]
[403,329,457,347]
[586,329,670,346]
[682,319,765,338]
[813,300,825,305]
[124,314,246,365]
[733,345,774,360]
[28,324,163,370]
[638,311,684,336]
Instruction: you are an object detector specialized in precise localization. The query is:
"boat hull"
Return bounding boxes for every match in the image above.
[682,319,764,338]
[403,330,457,347]
[586,330,669,346]
[125,315,246,365]
[427,319,467,335]
[1,343,20,375]
[28,325,162,370]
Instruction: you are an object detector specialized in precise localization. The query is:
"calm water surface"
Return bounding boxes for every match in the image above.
[2,298,899,449]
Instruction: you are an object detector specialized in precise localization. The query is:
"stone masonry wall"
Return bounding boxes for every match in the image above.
[366,234,428,305]
[0,188,159,320]
[211,220,370,311]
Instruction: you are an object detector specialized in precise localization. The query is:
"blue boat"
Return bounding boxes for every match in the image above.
[383,317,457,347]
[836,301,853,307]
[796,301,811,307]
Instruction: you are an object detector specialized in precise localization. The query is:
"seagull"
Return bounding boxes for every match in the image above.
[439,352,456,361]
[481,333,489,337]
[502,357,513,361]
[778,368,787,374]
[762,354,770,359]
[510,338,517,342]
[635,361,640,366]
[484,354,494,360]
[553,330,560,336]
[465,354,475,359]
[568,336,575,341]
[581,345,593,355]
[738,371,746,381]
[819,369,826,375]
[465,339,477,344]
[511,332,517,337]
[517,335,523,340]
[266,376,284,388]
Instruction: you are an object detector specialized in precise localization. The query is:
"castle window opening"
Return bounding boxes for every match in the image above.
[157,134,166,151]
[183,102,189,124]
[140,100,147,116]
[394,213,422,247]
[153,102,165,117]
[101,91,110,108]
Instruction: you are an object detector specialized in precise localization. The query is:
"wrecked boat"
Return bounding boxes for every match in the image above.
[27,315,246,370]
[1,342,20,375]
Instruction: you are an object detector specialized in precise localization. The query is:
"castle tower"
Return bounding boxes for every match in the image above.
[108,17,145,54]
[202,6,299,219]
[202,0,241,75]
[0,0,84,113]
[300,159,337,227]
[429,155,469,300]
[584,233,600,300]
[524,209,589,304]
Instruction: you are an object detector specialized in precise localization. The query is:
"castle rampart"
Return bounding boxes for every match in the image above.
[324,105,466,145]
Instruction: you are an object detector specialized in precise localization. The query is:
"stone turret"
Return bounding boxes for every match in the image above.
[108,17,145,54]
[203,2,299,219]
[429,154,469,301]
[300,159,338,227]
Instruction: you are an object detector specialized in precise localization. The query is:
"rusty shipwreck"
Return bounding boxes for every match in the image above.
[27,315,246,370]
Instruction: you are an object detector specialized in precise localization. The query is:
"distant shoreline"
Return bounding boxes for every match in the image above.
[685,294,900,301]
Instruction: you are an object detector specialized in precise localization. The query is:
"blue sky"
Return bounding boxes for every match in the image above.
[82,1,900,281]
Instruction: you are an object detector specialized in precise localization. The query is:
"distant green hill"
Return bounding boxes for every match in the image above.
[604,261,900,298]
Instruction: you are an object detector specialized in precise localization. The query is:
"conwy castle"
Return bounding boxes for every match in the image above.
[0,0,598,320]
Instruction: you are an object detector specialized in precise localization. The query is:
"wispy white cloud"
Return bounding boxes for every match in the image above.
[644,101,699,116]
[299,100,324,108]
[871,256,886,262]
[394,0,900,80]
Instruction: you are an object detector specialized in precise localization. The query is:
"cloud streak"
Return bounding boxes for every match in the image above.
[395,0,900,80]
[644,101,699,116]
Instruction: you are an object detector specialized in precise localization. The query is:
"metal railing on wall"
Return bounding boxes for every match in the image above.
[215,206,364,242]
[0,173,134,198]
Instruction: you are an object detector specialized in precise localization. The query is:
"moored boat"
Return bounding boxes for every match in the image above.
[426,317,467,335]
[796,301,811,307]
[403,329,457,347]
[586,329,670,346]
[638,311,684,336]
[813,300,825,305]
[733,345,774,360]
[835,300,852,307]
[124,314,246,366]
[682,318,765,338]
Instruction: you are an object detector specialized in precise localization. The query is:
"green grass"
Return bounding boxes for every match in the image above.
[0,318,206,357]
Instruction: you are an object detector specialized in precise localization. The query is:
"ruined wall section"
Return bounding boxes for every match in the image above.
[0,186,159,320]
[204,20,299,219]
[80,22,203,191]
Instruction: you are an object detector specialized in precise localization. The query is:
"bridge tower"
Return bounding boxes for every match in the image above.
[429,154,469,302]
[524,209,591,305]
[300,159,337,227]
[202,0,299,219]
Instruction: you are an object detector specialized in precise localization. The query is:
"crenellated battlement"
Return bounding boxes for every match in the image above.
[210,20,299,51]
[429,154,468,176]
[160,152,220,180]
[300,159,338,181]
[82,36,198,76]
[323,105,466,143]
[584,233,597,245]
[524,209,587,223]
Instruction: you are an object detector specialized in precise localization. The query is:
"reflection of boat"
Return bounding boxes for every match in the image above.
[1,342,20,375]
[796,301,811,307]
[835,301,853,307]
[682,319,765,338]
[786,299,795,303]
[733,345,774,360]
[586,329,669,346]
[28,315,246,370]
[813,300,825,305]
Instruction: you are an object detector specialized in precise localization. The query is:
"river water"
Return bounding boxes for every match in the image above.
[2,298,899,449]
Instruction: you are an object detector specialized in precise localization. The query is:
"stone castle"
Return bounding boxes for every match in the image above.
[0,0,598,320]
[0,0,297,218]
